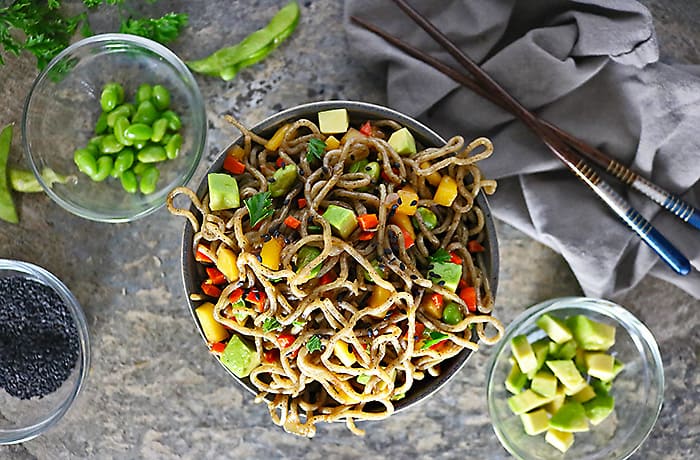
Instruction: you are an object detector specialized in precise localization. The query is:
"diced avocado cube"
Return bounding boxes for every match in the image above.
[536,313,573,344]
[545,428,575,453]
[429,261,462,292]
[612,358,625,379]
[549,401,589,432]
[296,246,323,277]
[527,339,551,379]
[570,383,596,403]
[574,348,587,374]
[318,108,349,134]
[531,370,558,398]
[511,335,538,375]
[546,360,587,394]
[583,393,615,425]
[505,361,528,395]
[520,408,550,436]
[230,299,250,324]
[208,173,240,211]
[388,127,417,156]
[591,378,612,395]
[585,352,615,381]
[544,385,566,414]
[322,205,358,239]
[566,315,616,351]
[551,339,578,360]
[548,341,562,356]
[220,334,261,378]
[357,373,371,385]
[507,389,554,415]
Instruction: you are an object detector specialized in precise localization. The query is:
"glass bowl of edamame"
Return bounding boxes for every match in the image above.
[22,34,206,222]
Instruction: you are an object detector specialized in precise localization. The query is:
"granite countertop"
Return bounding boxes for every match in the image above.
[0,1,697,458]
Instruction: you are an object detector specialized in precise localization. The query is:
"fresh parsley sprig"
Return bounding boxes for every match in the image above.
[262,317,282,333]
[429,248,451,264]
[306,138,326,163]
[305,335,322,353]
[420,330,449,349]
[245,191,274,227]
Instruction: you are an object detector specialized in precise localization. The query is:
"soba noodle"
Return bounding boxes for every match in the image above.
[167,112,503,437]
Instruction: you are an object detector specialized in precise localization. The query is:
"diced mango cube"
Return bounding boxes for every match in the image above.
[420,161,442,186]
[260,237,284,270]
[264,123,291,151]
[216,246,239,282]
[195,302,230,343]
[396,186,419,216]
[325,135,340,150]
[368,285,392,308]
[433,176,458,207]
[333,340,357,367]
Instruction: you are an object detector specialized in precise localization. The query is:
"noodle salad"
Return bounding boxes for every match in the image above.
[168,107,504,437]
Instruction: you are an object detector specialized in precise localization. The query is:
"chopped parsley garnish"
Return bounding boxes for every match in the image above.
[262,317,282,333]
[306,138,326,163]
[245,191,274,227]
[118,12,188,44]
[306,334,322,353]
[292,320,306,328]
[429,248,451,264]
[420,329,449,349]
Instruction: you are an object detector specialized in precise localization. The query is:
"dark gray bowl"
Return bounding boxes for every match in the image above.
[181,100,499,415]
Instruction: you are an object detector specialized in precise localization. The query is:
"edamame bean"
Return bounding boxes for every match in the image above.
[132,140,147,150]
[120,170,138,194]
[99,134,124,154]
[137,145,167,163]
[364,162,380,182]
[132,100,159,125]
[412,207,438,231]
[113,148,135,175]
[161,110,181,131]
[106,104,133,127]
[113,116,132,147]
[90,155,114,182]
[95,112,108,134]
[151,84,170,110]
[160,134,172,146]
[74,148,98,176]
[164,133,182,160]
[139,165,160,194]
[84,142,99,156]
[136,84,153,104]
[132,161,149,176]
[89,135,104,148]
[150,118,168,143]
[124,123,153,142]
[100,83,123,112]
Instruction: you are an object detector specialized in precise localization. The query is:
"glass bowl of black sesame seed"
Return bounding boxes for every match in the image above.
[0,259,90,445]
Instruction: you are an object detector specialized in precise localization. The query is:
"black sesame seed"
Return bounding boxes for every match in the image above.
[283,198,290,205]
[410,274,418,280]
[397,198,403,205]
[262,234,272,242]
[399,262,406,270]
[279,161,286,168]
[257,255,263,262]
[299,169,305,176]
[438,280,446,286]
[322,166,329,175]
[269,178,276,183]
[365,166,372,171]
[410,200,417,206]
[384,248,392,255]
[427,264,435,270]
[391,204,398,211]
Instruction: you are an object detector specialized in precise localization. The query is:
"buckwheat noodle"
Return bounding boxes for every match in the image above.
[167,114,503,437]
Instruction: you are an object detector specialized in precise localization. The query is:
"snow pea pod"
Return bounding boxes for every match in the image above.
[0,124,18,223]
[9,168,71,193]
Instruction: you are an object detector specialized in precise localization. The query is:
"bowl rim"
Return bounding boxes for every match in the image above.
[0,259,90,445]
[485,296,665,460]
[21,33,207,223]
[179,99,500,415]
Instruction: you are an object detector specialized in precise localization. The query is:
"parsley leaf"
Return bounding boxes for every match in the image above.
[420,329,449,349]
[292,320,306,328]
[245,191,274,227]
[262,317,282,333]
[429,248,451,264]
[306,138,326,163]
[119,12,189,44]
[305,335,322,353]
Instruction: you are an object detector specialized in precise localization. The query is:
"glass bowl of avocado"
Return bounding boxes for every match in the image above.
[485,297,664,459]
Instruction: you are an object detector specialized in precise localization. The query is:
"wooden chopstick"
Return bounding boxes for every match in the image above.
[351,1,691,275]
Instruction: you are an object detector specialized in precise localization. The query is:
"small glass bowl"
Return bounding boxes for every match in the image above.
[0,259,90,445]
[22,33,206,222]
[486,297,664,460]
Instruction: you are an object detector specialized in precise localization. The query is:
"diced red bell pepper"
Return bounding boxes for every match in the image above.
[381,167,401,183]
[359,121,373,136]
[287,347,300,359]
[402,230,415,249]
[195,244,213,263]
[210,342,227,353]
[320,271,337,285]
[228,288,244,303]
[201,280,222,297]
[357,213,379,231]
[246,289,267,312]
[276,332,296,349]
[223,155,246,175]
[449,251,463,265]
[467,240,485,253]
[358,231,375,241]
[459,286,477,312]
[206,267,227,285]
[263,349,279,363]
[297,198,307,208]
[430,293,444,309]
[275,157,286,168]
[404,322,426,341]
[284,215,301,230]
[430,339,449,351]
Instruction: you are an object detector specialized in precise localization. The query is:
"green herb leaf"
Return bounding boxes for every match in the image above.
[262,317,282,333]
[119,12,188,44]
[420,329,449,350]
[429,248,451,264]
[306,138,326,163]
[245,191,274,227]
[292,320,306,328]
[305,334,322,353]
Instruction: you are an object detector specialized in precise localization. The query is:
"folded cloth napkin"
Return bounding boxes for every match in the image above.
[344,0,700,299]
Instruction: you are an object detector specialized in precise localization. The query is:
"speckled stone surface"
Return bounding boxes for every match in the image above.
[0,1,697,458]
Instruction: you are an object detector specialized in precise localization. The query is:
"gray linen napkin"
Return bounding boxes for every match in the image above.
[344,0,700,299]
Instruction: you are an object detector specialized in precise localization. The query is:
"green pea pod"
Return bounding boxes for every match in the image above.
[120,170,138,194]
[9,168,72,193]
[151,118,168,143]
[152,85,170,110]
[90,156,114,182]
[164,133,182,159]
[74,148,98,176]
[113,116,133,147]
[139,165,160,195]
[136,84,153,104]
[132,100,159,125]
[137,145,167,163]
[187,1,300,80]
[0,124,18,223]
[124,123,154,142]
